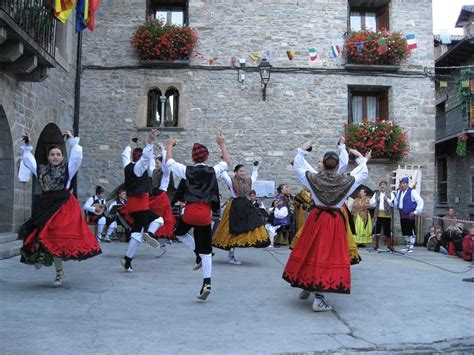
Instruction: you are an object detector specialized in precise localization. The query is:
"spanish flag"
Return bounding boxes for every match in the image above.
[54,0,77,23]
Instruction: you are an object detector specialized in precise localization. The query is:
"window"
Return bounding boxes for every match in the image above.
[147,87,179,127]
[436,101,446,116]
[437,157,448,204]
[348,87,389,123]
[349,1,389,31]
[148,0,188,26]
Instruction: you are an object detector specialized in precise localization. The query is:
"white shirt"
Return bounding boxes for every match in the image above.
[393,188,424,215]
[221,165,259,198]
[19,137,82,189]
[121,144,156,177]
[84,195,107,213]
[369,191,394,211]
[293,148,368,208]
[166,158,228,180]
[269,205,289,219]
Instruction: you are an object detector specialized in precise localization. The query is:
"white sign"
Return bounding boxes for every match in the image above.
[395,167,422,193]
[252,180,275,197]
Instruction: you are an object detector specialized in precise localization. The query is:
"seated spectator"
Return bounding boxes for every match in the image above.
[83,185,108,243]
[462,225,473,262]
[423,226,435,247]
[249,190,268,223]
[426,231,448,254]
[443,223,465,257]
[102,188,128,242]
[441,207,457,231]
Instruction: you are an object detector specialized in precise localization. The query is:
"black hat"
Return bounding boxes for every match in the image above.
[323,151,339,163]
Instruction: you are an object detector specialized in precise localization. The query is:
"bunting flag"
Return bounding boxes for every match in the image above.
[308,48,317,61]
[330,43,341,58]
[230,56,237,66]
[262,50,273,63]
[54,0,77,23]
[406,34,417,50]
[471,81,474,92]
[194,52,204,59]
[356,41,364,54]
[461,80,470,88]
[208,57,218,65]
[248,54,261,62]
[439,81,448,88]
[75,0,89,32]
[377,38,388,54]
[86,0,100,31]
[286,50,295,61]
[439,31,452,45]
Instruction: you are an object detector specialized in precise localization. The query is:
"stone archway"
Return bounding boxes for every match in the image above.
[31,123,66,212]
[0,106,14,232]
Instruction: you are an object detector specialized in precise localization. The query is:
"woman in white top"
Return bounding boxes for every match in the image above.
[213,162,271,264]
[18,131,101,287]
[283,139,369,312]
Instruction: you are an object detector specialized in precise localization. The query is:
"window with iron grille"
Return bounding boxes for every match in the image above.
[348,86,389,123]
[437,157,448,204]
[147,87,179,128]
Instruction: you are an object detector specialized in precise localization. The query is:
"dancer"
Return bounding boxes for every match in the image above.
[283,139,369,312]
[393,177,424,253]
[213,161,270,263]
[121,129,163,272]
[369,181,394,250]
[351,188,372,246]
[165,134,229,300]
[18,131,101,287]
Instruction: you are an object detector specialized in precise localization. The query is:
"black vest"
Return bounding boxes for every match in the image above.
[172,165,220,212]
[124,162,152,195]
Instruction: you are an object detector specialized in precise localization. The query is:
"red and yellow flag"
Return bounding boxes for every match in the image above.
[54,0,77,23]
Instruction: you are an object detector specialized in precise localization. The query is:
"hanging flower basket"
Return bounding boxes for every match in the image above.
[345,119,410,161]
[344,29,410,65]
[130,19,198,61]
[456,133,469,156]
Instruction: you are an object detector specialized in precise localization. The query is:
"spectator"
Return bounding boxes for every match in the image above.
[442,223,465,257]
[442,207,457,231]
[426,231,448,254]
[462,225,473,262]
[423,226,436,247]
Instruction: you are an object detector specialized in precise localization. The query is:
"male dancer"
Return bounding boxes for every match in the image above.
[165,134,229,300]
[369,181,394,250]
[393,177,424,253]
[121,129,163,271]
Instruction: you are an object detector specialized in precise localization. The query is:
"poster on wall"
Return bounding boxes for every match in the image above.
[252,181,275,198]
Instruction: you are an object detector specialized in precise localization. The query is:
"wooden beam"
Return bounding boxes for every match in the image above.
[0,41,23,62]
[3,54,38,74]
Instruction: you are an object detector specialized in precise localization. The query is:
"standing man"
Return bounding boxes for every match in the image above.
[369,181,394,250]
[165,134,230,301]
[393,177,424,253]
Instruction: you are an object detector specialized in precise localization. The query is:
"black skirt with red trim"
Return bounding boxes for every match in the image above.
[19,190,101,265]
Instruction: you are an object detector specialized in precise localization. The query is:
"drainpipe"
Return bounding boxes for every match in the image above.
[72,31,82,197]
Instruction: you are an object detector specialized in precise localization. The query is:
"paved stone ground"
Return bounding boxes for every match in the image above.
[0,242,473,354]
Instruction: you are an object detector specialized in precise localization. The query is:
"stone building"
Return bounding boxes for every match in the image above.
[0,2,78,237]
[80,0,435,226]
[434,5,474,221]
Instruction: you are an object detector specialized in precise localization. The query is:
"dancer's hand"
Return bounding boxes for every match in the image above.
[63,130,74,139]
[148,128,160,143]
[216,133,226,146]
[348,148,362,158]
[365,149,372,160]
[301,139,313,151]
[165,137,176,147]
[338,136,345,145]
[22,132,32,145]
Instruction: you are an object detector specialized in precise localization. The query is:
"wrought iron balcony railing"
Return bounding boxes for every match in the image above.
[0,0,56,56]
[435,103,471,142]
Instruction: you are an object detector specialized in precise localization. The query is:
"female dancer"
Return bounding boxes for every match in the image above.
[351,188,373,246]
[283,140,369,312]
[18,131,101,287]
[213,162,270,264]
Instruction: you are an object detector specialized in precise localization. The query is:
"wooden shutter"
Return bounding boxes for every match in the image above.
[378,91,389,121]
[376,6,389,30]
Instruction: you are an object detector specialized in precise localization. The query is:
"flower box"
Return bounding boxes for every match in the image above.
[345,120,409,161]
[131,19,197,61]
[344,29,410,66]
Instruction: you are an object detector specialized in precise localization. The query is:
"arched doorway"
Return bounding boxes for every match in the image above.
[0,106,13,232]
[32,123,66,213]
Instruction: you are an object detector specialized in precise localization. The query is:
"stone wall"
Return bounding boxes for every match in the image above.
[79,0,436,226]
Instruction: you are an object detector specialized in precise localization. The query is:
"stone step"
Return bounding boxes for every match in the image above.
[0,240,22,260]
[0,233,18,244]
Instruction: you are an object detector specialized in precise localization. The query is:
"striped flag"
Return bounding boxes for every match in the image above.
[330,44,341,58]
[377,38,388,54]
[85,0,100,31]
[286,50,295,61]
[406,34,417,50]
[208,57,218,65]
[54,0,77,23]
[194,52,204,59]
[248,54,261,62]
[308,48,317,61]
[262,50,273,63]
[439,81,448,88]
[75,0,89,32]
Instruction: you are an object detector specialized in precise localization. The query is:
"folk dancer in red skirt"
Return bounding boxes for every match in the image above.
[121,129,164,272]
[165,134,229,300]
[283,139,369,312]
[18,131,101,287]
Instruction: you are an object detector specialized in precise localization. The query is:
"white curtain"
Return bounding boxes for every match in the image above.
[350,12,361,31]
[352,96,363,123]
[367,96,377,121]
[365,12,376,31]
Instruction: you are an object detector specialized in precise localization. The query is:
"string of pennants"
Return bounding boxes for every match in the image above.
[438,80,474,90]
[194,34,417,65]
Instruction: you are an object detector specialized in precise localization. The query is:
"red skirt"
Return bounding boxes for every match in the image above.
[21,194,101,263]
[119,193,176,239]
[283,206,351,294]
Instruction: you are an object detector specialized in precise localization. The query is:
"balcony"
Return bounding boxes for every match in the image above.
[436,103,474,143]
[0,0,56,82]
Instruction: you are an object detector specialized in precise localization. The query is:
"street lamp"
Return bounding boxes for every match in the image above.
[258,58,272,101]
[237,58,246,88]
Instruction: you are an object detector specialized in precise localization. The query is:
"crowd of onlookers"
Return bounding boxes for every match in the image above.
[423,207,473,262]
